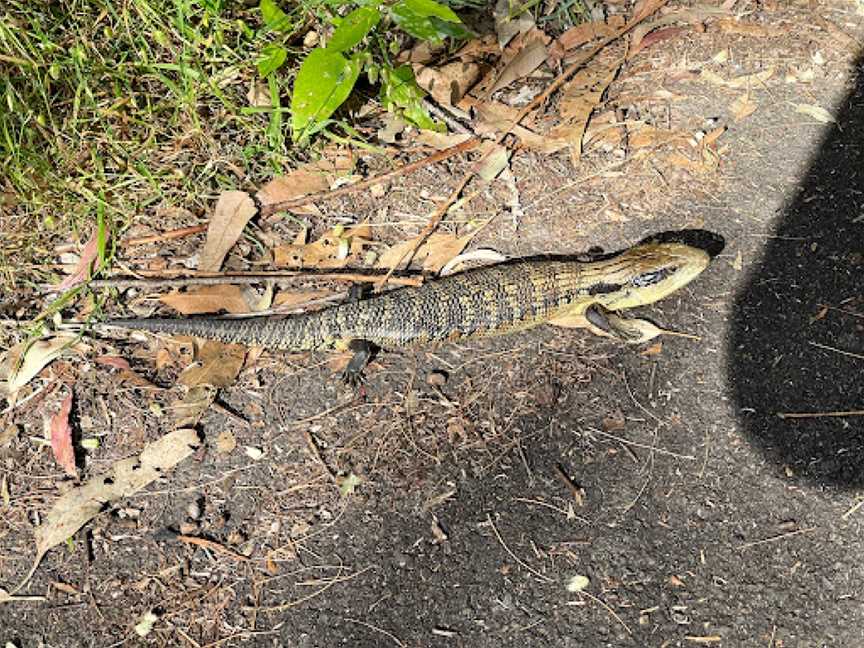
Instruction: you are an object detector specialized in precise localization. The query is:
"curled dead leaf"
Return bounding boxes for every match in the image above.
[49,392,77,478]
[1,336,74,398]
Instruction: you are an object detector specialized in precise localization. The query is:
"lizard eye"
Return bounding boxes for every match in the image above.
[633,266,677,288]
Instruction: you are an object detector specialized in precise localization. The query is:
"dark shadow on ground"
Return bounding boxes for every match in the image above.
[728,55,864,488]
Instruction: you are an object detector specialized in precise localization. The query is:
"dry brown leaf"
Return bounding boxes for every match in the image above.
[494,0,534,48]
[628,26,685,58]
[627,124,690,150]
[159,285,252,315]
[376,232,477,273]
[95,356,160,390]
[486,39,548,97]
[34,428,200,562]
[714,18,786,37]
[56,229,105,291]
[274,289,339,310]
[729,94,758,122]
[273,225,372,270]
[49,392,76,478]
[0,336,74,397]
[257,154,354,215]
[476,143,511,182]
[462,98,568,153]
[198,191,257,272]
[173,385,217,428]
[415,61,480,105]
[702,67,774,89]
[554,57,621,161]
[179,341,246,389]
[247,80,270,107]
[558,17,624,51]
[414,131,474,151]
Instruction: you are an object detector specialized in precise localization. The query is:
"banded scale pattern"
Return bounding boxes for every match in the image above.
[106,242,710,350]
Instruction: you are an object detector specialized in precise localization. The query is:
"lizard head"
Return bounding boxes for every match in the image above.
[589,242,711,310]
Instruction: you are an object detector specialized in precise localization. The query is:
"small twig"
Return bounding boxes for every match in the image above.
[588,427,696,460]
[737,526,817,551]
[175,534,249,562]
[809,340,864,361]
[576,590,633,636]
[303,430,339,486]
[341,617,406,648]
[253,565,374,613]
[422,98,473,135]
[122,224,208,247]
[78,271,423,291]
[485,513,552,582]
[260,137,481,218]
[554,464,584,504]
[841,497,864,520]
[777,410,864,419]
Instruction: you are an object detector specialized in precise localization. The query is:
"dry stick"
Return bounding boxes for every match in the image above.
[485,513,552,583]
[175,534,250,562]
[809,340,864,361]
[578,590,633,636]
[123,224,208,247]
[737,526,817,551]
[259,137,482,218]
[375,0,669,288]
[777,410,864,419]
[82,271,422,290]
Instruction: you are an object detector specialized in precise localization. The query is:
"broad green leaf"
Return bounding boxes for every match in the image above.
[260,0,292,32]
[328,6,381,52]
[257,43,287,77]
[390,0,463,42]
[291,48,362,142]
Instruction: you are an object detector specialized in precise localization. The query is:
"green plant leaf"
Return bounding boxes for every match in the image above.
[291,48,362,142]
[389,0,463,42]
[328,6,381,52]
[260,0,292,32]
[380,64,443,131]
[257,43,287,77]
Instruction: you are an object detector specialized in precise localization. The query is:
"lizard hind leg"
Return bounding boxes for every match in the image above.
[340,339,377,386]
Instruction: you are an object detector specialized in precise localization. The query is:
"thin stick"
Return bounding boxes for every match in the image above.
[260,138,482,217]
[304,430,339,486]
[737,526,817,551]
[809,341,864,361]
[253,565,374,613]
[588,427,696,460]
[841,497,864,520]
[777,410,864,419]
[341,617,406,648]
[579,590,632,636]
[554,464,584,503]
[485,513,552,582]
[80,271,423,290]
[123,224,208,247]
[175,534,249,562]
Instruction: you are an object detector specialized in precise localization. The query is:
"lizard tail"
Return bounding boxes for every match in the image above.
[104,317,299,349]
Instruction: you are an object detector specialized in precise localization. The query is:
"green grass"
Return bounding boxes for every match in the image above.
[0,0,309,290]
